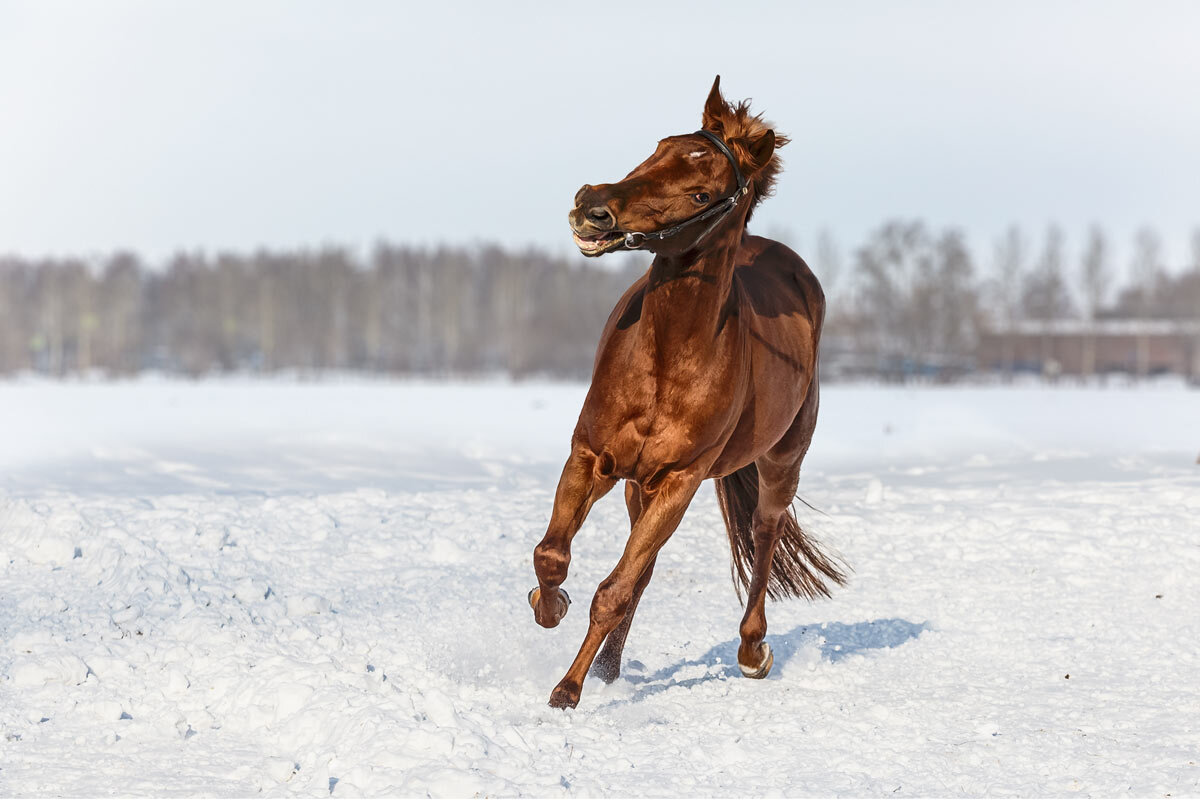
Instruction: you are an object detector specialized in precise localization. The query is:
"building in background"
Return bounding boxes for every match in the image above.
[978,319,1200,381]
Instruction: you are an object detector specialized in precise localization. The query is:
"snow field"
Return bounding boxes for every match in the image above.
[1,380,1198,796]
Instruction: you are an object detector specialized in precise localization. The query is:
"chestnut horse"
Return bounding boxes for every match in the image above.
[529,76,845,709]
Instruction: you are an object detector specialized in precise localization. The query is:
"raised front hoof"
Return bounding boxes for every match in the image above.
[738,642,774,679]
[548,681,581,709]
[528,586,571,628]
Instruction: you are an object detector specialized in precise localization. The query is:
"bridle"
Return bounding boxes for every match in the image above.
[622,129,750,250]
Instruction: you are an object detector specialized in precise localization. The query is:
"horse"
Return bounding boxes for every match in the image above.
[528,76,846,709]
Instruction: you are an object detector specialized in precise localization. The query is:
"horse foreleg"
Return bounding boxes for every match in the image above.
[549,470,701,709]
[736,458,799,678]
[531,446,615,628]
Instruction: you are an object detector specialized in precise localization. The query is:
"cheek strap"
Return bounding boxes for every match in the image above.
[623,129,750,250]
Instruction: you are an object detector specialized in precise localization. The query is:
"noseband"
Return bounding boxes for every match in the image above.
[623,129,750,250]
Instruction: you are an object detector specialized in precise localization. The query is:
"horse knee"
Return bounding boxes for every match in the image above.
[590,580,631,629]
[533,541,569,585]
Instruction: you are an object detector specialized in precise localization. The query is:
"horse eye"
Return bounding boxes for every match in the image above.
[693,192,711,204]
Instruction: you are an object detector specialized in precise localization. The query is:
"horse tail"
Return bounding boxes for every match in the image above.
[714,462,847,603]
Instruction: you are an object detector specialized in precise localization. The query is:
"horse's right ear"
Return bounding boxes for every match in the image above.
[702,75,727,133]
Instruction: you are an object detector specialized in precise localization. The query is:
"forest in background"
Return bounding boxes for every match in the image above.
[2,221,1199,380]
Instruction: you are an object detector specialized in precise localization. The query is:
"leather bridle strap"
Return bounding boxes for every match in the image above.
[623,129,750,250]
[696,128,748,195]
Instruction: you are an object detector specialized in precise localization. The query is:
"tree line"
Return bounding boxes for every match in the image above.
[1,222,1198,379]
[809,222,1200,366]
[0,244,640,378]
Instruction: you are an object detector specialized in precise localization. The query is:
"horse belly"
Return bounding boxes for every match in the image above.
[709,333,814,476]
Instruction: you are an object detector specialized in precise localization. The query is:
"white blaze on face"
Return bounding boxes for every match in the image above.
[687,151,708,159]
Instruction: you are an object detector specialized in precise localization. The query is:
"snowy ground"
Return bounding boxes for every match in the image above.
[1,378,1197,797]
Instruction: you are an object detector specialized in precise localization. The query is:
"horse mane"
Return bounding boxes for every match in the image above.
[702,94,790,223]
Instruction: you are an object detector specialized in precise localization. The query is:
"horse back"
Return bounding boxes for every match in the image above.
[733,235,825,341]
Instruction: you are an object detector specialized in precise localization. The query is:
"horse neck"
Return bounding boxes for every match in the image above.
[641,227,743,356]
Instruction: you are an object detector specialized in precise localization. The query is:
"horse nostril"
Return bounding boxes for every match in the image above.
[586,206,615,229]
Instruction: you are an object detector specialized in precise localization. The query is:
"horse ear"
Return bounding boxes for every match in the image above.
[702,75,726,132]
[739,128,776,174]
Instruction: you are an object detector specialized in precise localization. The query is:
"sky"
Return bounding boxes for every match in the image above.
[2,0,1199,280]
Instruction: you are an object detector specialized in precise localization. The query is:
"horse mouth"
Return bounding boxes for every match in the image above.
[572,230,625,256]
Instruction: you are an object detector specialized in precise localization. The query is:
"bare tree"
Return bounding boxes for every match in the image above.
[1079,225,1111,377]
[989,225,1028,379]
[934,229,979,354]
[1023,225,1074,322]
[1129,227,1165,376]
[1021,225,1074,376]
[0,258,34,372]
[855,220,979,379]
[1080,225,1112,321]
[1129,227,1165,316]
[97,252,144,374]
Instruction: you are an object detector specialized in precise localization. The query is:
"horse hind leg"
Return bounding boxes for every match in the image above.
[732,461,787,677]
[716,458,845,679]
[591,482,654,684]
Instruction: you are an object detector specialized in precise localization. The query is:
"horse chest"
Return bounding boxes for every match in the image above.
[579,368,738,482]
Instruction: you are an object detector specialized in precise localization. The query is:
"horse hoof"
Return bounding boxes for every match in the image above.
[738,642,773,679]
[528,587,570,627]
[548,682,580,709]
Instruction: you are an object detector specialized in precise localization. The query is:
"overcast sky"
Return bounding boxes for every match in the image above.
[2,0,1198,277]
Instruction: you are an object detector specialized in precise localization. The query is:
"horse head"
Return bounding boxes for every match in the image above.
[568,75,788,258]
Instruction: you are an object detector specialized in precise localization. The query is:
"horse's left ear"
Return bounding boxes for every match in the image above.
[739,128,776,174]
[702,75,727,132]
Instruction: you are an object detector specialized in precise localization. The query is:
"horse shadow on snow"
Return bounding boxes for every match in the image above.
[607,618,928,705]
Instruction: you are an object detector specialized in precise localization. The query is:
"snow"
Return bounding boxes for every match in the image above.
[1,378,1198,797]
